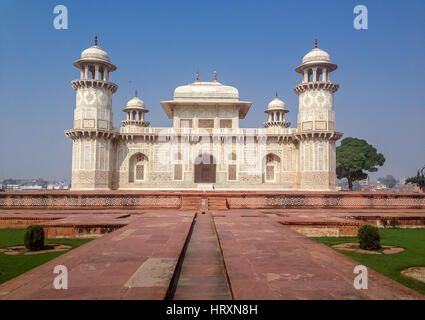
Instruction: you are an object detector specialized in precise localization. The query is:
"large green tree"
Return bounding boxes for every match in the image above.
[336,137,385,190]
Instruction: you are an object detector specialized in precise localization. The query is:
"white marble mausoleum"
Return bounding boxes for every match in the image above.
[65,37,343,190]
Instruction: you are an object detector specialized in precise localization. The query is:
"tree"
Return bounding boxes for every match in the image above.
[336,137,385,190]
[378,174,398,189]
[405,165,425,192]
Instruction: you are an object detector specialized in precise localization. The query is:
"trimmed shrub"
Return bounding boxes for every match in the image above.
[24,225,45,251]
[358,225,381,250]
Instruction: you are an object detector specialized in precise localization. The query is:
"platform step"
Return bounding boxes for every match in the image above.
[181,197,202,210]
[208,197,228,210]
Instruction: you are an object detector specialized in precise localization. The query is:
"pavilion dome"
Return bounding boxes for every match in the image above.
[123,94,148,113]
[173,81,239,101]
[267,97,285,110]
[295,41,337,74]
[80,45,110,63]
[302,48,331,65]
[126,96,145,108]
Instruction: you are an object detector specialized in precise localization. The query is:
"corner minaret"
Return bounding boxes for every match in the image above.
[65,36,118,190]
[294,39,339,132]
[294,40,343,190]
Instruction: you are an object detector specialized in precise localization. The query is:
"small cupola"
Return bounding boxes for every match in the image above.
[122,90,150,127]
[263,92,290,128]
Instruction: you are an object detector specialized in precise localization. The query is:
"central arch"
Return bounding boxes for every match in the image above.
[194,154,216,183]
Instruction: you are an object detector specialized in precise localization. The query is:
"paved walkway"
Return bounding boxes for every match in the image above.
[0,208,424,300]
[214,215,423,299]
[173,213,232,300]
[0,212,194,299]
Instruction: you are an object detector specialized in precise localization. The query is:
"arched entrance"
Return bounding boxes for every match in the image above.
[262,153,280,183]
[129,153,148,183]
[194,154,216,183]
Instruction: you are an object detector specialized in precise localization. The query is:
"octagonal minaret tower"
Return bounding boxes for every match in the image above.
[65,36,118,190]
[294,40,342,190]
[263,92,290,128]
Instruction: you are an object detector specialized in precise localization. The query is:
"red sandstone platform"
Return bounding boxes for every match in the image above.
[0,212,194,299]
[0,208,424,299]
[1,190,424,211]
[214,214,423,299]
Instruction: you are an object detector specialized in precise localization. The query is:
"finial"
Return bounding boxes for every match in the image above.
[214,71,217,82]
[196,70,199,82]
[314,38,318,48]
[135,89,138,97]
[94,35,98,46]
[275,91,278,98]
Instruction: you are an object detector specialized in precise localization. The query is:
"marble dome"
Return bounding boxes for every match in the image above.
[267,97,285,110]
[126,96,144,108]
[173,81,239,101]
[302,48,331,65]
[80,45,111,63]
[295,43,337,73]
[123,96,148,112]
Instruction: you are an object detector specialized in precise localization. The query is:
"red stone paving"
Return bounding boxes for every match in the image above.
[0,212,194,300]
[0,207,424,300]
[214,214,424,300]
[173,213,232,300]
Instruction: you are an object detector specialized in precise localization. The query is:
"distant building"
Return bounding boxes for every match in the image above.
[359,176,370,187]
[5,184,20,191]
[21,185,43,190]
[376,183,387,190]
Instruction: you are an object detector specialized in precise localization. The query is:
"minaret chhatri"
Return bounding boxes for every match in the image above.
[121,90,150,129]
[263,92,291,128]
[65,36,118,190]
[294,39,342,190]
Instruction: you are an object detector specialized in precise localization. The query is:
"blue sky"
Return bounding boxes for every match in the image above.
[0,0,424,181]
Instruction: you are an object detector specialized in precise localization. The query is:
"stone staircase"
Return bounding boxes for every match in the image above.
[208,197,228,210]
[181,196,202,210]
[180,196,228,211]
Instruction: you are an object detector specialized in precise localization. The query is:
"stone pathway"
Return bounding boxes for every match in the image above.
[0,212,194,299]
[214,215,423,300]
[172,213,232,300]
[0,208,424,300]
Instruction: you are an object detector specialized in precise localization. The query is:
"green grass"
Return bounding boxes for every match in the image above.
[314,228,425,295]
[0,228,93,284]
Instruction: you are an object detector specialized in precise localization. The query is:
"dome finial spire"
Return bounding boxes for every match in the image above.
[214,71,217,82]
[196,70,199,82]
[135,89,138,97]
[275,91,278,98]
[314,38,318,48]
[94,35,98,46]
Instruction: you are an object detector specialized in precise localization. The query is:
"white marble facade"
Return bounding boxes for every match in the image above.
[65,38,343,190]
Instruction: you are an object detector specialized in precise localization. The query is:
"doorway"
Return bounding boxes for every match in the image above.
[194,154,216,183]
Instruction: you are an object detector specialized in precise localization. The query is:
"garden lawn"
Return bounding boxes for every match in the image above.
[0,228,92,284]
[314,228,425,295]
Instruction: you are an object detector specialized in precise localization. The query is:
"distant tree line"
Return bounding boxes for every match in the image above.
[405,165,425,192]
[377,175,397,189]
